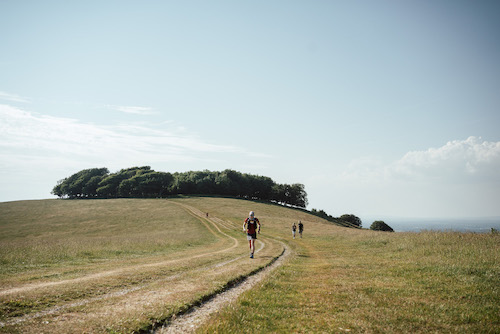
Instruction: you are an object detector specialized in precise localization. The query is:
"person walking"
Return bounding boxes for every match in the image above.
[243,211,260,258]
[292,222,297,239]
[298,220,304,238]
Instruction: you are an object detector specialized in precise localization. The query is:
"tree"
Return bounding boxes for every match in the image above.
[82,175,107,197]
[51,179,66,198]
[255,175,275,200]
[340,214,362,228]
[370,221,394,232]
[97,166,151,198]
[52,168,109,198]
[271,183,286,205]
[136,171,173,197]
[288,183,308,208]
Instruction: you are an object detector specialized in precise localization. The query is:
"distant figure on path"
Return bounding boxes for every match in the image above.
[243,211,260,258]
[292,222,297,239]
[206,212,209,218]
[298,220,304,238]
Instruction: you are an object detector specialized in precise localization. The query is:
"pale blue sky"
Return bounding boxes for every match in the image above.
[1,1,500,221]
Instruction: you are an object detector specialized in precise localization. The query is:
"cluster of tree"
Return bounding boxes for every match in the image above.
[52,167,308,208]
[52,167,394,231]
[310,209,363,228]
[370,221,394,232]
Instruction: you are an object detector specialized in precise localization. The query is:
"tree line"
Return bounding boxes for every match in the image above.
[310,208,363,228]
[52,166,393,230]
[52,167,308,208]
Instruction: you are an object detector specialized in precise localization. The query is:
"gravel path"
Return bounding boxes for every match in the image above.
[154,242,290,334]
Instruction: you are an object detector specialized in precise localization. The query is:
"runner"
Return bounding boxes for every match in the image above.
[292,222,297,239]
[243,211,260,258]
[298,220,304,238]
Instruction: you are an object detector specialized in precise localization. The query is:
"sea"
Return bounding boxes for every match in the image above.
[361,217,500,233]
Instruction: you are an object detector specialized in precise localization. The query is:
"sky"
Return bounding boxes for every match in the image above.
[1,0,500,221]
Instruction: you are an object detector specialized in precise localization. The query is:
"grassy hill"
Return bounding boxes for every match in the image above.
[1,197,499,333]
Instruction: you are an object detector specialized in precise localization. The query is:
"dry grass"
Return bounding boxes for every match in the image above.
[0,198,284,333]
[1,197,498,333]
[0,199,214,275]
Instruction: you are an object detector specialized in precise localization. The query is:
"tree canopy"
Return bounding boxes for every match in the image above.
[52,167,308,208]
[309,209,363,228]
[370,221,394,232]
[340,214,363,228]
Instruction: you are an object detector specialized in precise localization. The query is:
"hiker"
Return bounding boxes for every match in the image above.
[298,220,304,238]
[243,211,260,258]
[292,222,297,239]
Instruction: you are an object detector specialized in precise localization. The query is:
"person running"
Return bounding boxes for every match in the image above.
[243,211,260,258]
[292,222,297,239]
[298,220,304,238]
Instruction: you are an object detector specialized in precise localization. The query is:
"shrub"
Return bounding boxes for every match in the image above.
[370,220,394,232]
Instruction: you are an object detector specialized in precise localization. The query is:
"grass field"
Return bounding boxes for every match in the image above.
[1,197,499,333]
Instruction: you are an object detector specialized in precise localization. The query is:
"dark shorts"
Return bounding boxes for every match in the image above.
[247,232,257,240]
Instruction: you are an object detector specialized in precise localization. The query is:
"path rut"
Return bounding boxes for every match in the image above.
[155,242,290,334]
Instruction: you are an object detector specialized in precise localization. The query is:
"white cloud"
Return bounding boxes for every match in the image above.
[390,137,500,182]
[0,104,241,168]
[339,137,500,184]
[0,91,31,103]
[106,105,156,115]
[309,137,500,218]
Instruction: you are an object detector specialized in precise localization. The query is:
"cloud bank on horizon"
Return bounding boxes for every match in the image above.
[393,137,500,181]
[342,136,500,183]
[307,136,500,219]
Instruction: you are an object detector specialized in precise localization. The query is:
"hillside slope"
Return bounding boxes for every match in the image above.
[1,197,499,333]
[0,197,330,333]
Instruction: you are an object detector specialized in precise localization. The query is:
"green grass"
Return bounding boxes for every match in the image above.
[198,222,500,333]
[1,197,499,333]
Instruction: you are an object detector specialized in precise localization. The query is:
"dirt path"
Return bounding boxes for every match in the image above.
[0,241,268,328]
[0,202,238,297]
[154,242,290,334]
[0,202,274,330]
[1,202,287,333]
